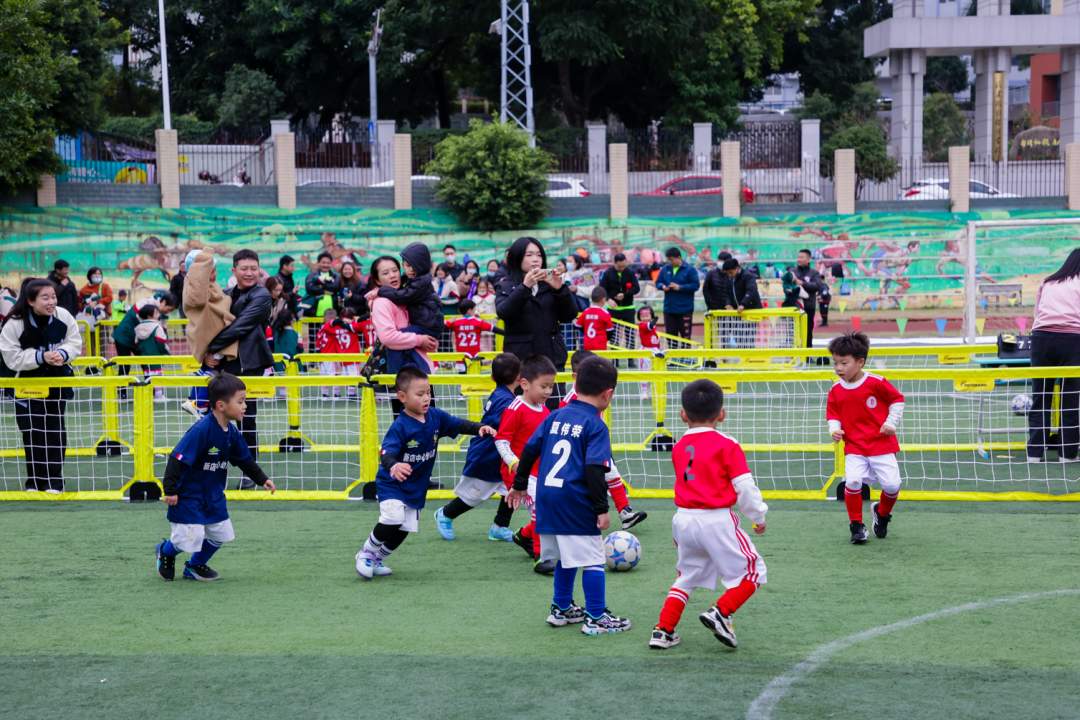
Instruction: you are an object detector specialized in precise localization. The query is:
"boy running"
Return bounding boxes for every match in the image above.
[574,287,615,352]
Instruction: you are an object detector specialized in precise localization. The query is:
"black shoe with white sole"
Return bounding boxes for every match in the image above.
[699,606,738,648]
[619,506,648,530]
[155,539,175,581]
[183,562,221,581]
[649,627,681,649]
[513,529,537,559]
[546,601,586,627]
[533,558,557,575]
[850,521,869,544]
[871,502,891,539]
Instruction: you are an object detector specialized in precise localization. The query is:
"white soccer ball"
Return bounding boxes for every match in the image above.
[604,531,641,572]
[1011,394,1033,416]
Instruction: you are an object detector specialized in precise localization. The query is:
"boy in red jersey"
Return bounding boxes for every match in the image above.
[826,332,905,544]
[446,299,502,372]
[562,349,647,530]
[650,379,767,650]
[495,354,557,573]
[316,308,364,400]
[636,305,661,399]
[574,287,615,352]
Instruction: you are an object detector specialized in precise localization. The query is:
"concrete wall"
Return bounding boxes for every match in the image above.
[294,186,396,208]
[56,183,162,207]
[179,186,278,207]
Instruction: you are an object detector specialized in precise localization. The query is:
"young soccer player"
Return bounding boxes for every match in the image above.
[637,305,661,399]
[507,355,631,634]
[561,349,647,530]
[574,286,615,352]
[496,354,557,572]
[355,366,494,579]
[155,373,276,581]
[446,299,502,373]
[134,303,169,402]
[434,353,521,541]
[649,379,768,650]
[827,332,905,544]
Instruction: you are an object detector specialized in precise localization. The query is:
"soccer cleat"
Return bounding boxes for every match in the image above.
[155,539,175,581]
[619,506,648,530]
[582,610,631,635]
[871,502,891,539]
[850,521,870,544]
[355,551,375,580]
[699,606,738,648]
[513,529,537,559]
[546,601,587,627]
[434,507,455,541]
[533,558,557,575]
[488,525,514,542]
[180,400,204,419]
[372,561,392,577]
[183,562,220,581]
[649,627,681,649]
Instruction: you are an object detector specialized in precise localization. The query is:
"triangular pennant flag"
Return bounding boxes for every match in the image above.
[896,318,907,336]
[1008,297,1017,306]
[975,318,986,335]
[979,298,987,311]
[1016,316,1027,333]
[839,301,848,314]
[870,301,879,311]
[850,316,862,331]
[899,299,908,312]
[935,318,948,336]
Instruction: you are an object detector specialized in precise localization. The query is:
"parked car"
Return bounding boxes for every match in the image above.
[635,175,755,203]
[546,176,590,197]
[899,177,1019,200]
[370,175,441,187]
[297,180,352,187]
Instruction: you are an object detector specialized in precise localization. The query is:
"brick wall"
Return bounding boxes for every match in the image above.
[180,186,278,206]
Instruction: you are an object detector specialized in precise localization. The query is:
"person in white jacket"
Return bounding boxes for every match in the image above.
[0,279,83,493]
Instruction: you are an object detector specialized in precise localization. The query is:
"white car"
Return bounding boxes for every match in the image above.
[371,175,441,188]
[899,177,1019,200]
[546,175,590,197]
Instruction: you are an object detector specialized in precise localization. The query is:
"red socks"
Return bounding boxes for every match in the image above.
[521,506,541,556]
[845,486,864,523]
[878,490,899,516]
[657,587,689,631]
[607,477,629,512]
[718,578,758,616]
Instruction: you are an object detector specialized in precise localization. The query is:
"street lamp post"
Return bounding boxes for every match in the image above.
[157,0,171,130]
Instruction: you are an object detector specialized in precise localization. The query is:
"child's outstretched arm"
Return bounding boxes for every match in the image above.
[506,446,539,509]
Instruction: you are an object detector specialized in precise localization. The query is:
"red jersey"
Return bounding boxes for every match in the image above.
[316,319,362,354]
[638,320,660,349]
[671,428,749,510]
[496,397,550,485]
[574,306,613,351]
[446,316,495,358]
[826,372,904,456]
[358,319,377,350]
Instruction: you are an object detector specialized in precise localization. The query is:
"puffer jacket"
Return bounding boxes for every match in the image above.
[495,277,579,369]
[205,283,273,373]
[703,267,731,310]
[375,242,444,335]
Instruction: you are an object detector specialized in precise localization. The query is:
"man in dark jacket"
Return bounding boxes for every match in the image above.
[792,248,825,361]
[655,247,700,343]
[169,264,186,318]
[599,253,640,353]
[702,252,733,363]
[275,254,299,311]
[303,252,340,347]
[203,249,273,489]
[48,260,81,317]
[373,242,444,339]
[722,258,763,349]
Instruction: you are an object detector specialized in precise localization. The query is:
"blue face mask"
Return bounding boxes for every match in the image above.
[91,276,103,284]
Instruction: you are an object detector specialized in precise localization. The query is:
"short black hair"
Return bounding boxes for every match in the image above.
[681,379,724,422]
[208,372,246,410]
[118,289,128,298]
[575,355,618,396]
[158,292,178,309]
[718,251,732,261]
[520,353,557,382]
[828,331,871,360]
[87,266,103,281]
[54,259,70,270]
[613,253,626,263]
[665,247,682,259]
[341,307,356,320]
[570,348,596,373]
[395,366,429,394]
[233,249,260,267]
[444,244,456,252]
[636,305,654,321]
[722,258,740,271]
[590,286,607,303]
[137,303,158,319]
[279,254,295,268]
[458,298,476,314]
[798,248,812,257]
[491,353,520,387]
[317,252,333,263]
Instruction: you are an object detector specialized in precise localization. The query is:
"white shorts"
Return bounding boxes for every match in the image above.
[526,475,536,509]
[672,508,766,592]
[454,476,503,507]
[378,499,421,533]
[538,534,606,569]
[845,453,902,492]
[169,519,235,554]
[319,361,338,376]
[340,363,359,376]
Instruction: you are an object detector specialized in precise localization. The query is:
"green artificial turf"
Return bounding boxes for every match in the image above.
[1,500,1078,719]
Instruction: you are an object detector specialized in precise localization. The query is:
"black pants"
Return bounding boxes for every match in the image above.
[218,360,261,464]
[1028,330,1080,460]
[664,312,693,347]
[15,398,68,492]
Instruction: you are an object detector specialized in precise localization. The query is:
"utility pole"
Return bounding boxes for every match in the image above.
[157,0,171,130]
[492,0,534,145]
[368,9,383,171]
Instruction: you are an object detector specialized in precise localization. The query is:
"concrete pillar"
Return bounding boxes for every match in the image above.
[720,141,741,218]
[1066,143,1080,209]
[274,133,296,209]
[800,119,822,202]
[586,122,607,191]
[948,146,970,213]
[889,48,926,170]
[893,0,925,17]
[1051,0,1063,13]
[37,174,57,207]
[376,120,396,184]
[973,48,1012,159]
[835,149,856,215]
[155,129,180,209]
[393,134,413,210]
[1061,48,1080,147]
[609,143,628,219]
[270,119,290,136]
[693,123,713,172]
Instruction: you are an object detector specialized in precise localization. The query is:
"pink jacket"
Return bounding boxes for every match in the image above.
[370,297,436,371]
[1032,276,1080,334]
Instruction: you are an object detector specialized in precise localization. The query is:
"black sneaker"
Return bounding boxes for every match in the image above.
[183,562,221,581]
[649,626,681,649]
[699,606,737,648]
[533,558,557,575]
[513,529,537,559]
[619,506,648,530]
[850,521,869,544]
[546,601,586,627]
[871,502,891,539]
[155,539,175,581]
[237,477,256,490]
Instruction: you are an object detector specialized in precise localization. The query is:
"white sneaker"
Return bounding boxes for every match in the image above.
[1061,456,1080,463]
[639,389,651,401]
[372,561,392,577]
[45,488,62,495]
[25,487,39,492]
[1027,456,1043,464]
[355,551,375,580]
[181,400,203,419]
[154,393,168,404]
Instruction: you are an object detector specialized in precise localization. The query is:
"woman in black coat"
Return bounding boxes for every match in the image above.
[338,261,369,319]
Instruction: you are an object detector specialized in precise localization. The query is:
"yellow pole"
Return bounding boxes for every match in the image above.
[466,357,483,421]
[286,358,301,430]
[101,364,120,442]
[704,310,714,350]
[131,381,159,486]
[495,319,504,352]
[648,353,673,450]
[359,384,378,484]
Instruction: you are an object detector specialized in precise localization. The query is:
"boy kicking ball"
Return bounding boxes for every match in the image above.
[826,332,905,544]
[155,373,276,581]
[649,379,767,650]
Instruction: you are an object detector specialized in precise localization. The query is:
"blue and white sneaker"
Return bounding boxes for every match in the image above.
[546,601,586,627]
[373,561,393,577]
[488,525,514,542]
[435,507,455,541]
[582,610,631,635]
[355,551,375,580]
[155,539,175,581]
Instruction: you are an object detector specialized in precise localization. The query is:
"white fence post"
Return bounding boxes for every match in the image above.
[721,141,740,218]
[693,123,713,173]
[155,129,180,209]
[800,119,821,202]
[948,146,970,213]
[835,149,855,215]
[609,143,628,219]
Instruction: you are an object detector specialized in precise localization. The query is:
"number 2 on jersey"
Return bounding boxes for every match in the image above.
[544,439,572,487]
[682,445,695,483]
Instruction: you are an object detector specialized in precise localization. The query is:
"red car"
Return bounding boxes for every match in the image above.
[635,175,755,203]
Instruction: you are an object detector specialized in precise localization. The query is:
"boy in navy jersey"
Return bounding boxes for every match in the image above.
[155,373,276,582]
[826,332,905,544]
[356,366,495,579]
[507,356,631,635]
[650,379,767,650]
[434,353,521,542]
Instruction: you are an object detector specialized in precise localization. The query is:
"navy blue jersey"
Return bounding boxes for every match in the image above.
[377,407,472,509]
[460,385,515,482]
[167,414,252,525]
[525,399,612,536]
